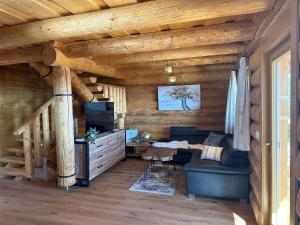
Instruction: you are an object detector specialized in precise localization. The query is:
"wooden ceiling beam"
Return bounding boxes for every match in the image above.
[95,43,245,65]
[63,21,256,57]
[0,0,274,50]
[120,64,235,76]
[29,62,97,102]
[117,55,239,68]
[42,47,125,79]
[0,46,42,66]
[0,22,254,65]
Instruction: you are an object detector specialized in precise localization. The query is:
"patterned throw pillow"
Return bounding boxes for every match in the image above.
[203,132,225,146]
[200,145,223,162]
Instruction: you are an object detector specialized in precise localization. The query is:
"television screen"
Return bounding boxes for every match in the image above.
[84,102,115,133]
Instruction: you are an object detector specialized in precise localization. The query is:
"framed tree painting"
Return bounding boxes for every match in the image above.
[157,84,201,111]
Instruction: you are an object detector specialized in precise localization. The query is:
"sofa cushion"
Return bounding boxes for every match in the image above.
[203,132,225,146]
[200,145,223,162]
[170,126,197,144]
[220,135,249,167]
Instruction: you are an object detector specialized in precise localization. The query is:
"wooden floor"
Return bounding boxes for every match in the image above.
[0,159,257,225]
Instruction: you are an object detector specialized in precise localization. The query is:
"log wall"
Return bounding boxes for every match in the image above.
[0,66,51,156]
[248,46,263,224]
[124,70,230,139]
[247,1,288,224]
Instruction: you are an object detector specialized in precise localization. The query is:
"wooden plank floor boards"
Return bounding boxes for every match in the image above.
[0,159,257,225]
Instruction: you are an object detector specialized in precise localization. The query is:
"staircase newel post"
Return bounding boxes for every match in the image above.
[23,126,33,178]
[52,66,76,188]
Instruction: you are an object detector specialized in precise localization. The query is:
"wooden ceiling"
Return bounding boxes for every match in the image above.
[0,0,275,77]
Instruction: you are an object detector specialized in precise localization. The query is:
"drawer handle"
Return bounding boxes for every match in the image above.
[97,165,103,169]
[97,154,103,159]
[97,144,103,147]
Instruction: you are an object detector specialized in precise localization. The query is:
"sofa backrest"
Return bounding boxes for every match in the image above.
[170,126,197,144]
[169,126,225,144]
[220,134,249,160]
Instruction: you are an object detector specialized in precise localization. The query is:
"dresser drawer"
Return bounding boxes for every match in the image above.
[89,138,108,153]
[117,131,125,140]
[108,139,118,149]
[90,150,108,166]
[89,160,108,179]
[107,133,118,142]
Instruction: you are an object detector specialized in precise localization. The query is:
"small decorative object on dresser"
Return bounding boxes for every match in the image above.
[75,130,125,186]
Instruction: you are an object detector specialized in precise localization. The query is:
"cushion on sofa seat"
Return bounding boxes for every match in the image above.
[185,150,250,175]
[184,162,250,175]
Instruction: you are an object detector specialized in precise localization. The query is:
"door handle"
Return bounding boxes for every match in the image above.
[266,143,271,151]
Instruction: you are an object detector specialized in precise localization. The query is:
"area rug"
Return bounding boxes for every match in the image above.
[129,167,180,196]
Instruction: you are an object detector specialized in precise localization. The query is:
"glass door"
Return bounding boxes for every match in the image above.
[271,50,291,225]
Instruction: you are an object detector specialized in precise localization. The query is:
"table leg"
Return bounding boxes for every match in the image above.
[163,162,169,182]
[144,160,149,180]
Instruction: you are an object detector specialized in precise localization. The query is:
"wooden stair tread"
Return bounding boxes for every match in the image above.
[0,167,25,177]
[7,147,23,154]
[0,156,25,164]
[16,138,35,143]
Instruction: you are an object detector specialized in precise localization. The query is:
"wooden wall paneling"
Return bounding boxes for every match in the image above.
[250,191,262,224]
[250,173,262,204]
[124,70,229,139]
[250,87,261,105]
[250,105,261,123]
[248,45,263,224]
[123,71,230,86]
[250,69,261,87]
[0,67,51,156]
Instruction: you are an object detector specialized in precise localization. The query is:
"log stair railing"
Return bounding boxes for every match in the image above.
[0,97,55,179]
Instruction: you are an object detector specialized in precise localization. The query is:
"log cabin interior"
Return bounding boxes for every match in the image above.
[0,0,298,225]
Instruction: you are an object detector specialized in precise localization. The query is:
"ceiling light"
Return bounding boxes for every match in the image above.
[168,74,176,83]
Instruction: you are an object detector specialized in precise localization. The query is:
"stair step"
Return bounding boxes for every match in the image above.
[0,156,25,164]
[7,147,24,154]
[16,138,34,143]
[0,167,25,177]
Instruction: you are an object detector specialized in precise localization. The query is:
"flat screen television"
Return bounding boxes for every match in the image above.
[84,102,115,133]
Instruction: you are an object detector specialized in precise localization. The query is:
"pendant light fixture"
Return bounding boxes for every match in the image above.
[164,64,176,83]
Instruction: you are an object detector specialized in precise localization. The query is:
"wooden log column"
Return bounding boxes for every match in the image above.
[52,66,76,188]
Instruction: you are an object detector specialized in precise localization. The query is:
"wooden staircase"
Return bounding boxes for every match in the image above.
[0,97,55,179]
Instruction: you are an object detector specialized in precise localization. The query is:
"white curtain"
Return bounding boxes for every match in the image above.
[225,71,237,134]
[233,57,250,151]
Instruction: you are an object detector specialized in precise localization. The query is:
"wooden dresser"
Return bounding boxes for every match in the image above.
[75,130,125,186]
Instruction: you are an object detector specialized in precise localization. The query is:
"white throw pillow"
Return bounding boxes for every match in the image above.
[200,145,223,162]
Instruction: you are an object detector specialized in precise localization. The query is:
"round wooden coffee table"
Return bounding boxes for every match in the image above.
[141,147,177,182]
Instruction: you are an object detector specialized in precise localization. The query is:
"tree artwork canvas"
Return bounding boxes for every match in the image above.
[157,85,201,111]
